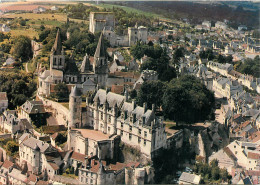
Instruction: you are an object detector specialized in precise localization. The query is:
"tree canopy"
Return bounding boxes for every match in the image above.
[10,35,33,62]
[162,75,215,124]
[234,56,260,78]
[53,83,69,100]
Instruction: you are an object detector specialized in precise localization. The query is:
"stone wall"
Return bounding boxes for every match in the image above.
[37,94,69,126]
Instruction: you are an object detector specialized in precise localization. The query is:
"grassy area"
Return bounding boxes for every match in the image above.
[95,3,162,18]
[27,61,37,72]
[2,13,67,22]
[10,28,38,39]
[62,173,78,179]
[60,102,85,110]
[27,19,63,27]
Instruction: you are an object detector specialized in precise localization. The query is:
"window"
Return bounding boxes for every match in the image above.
[144,131,147,137]
[59,58,62,65]
[54,58,57,65]
[34,155,35,158]
[74,108,77,112]
[108,127,110,132]
[101,112,103,120]
[138,137,141,143]
[92,111,94,117]
[234,145,236,148]
[109,115,111,122]
[129,134,132,140]
[139,129,141,135]
[144,139,146,146]
[121,123,123,128]
[130,116,133,122]
[121,130,123,136]
[235,151,237,154]
[74,99,77,102]
[129,126,132,132]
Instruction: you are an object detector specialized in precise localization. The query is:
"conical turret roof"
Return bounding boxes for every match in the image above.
[70,86,81,97]
[52,29,62,55]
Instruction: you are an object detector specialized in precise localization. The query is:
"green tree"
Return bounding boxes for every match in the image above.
[162,75,215,124]
[10,36,33,62]
[54,83,69,100]
[6,141,19,156]
[136,81,166,110]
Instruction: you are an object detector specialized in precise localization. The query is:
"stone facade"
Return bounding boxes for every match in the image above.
[69,88,167,158]
[89,12,115,34]
[0,92,8,113]
[38,30,108,97]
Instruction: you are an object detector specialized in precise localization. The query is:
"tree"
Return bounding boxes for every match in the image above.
[10,36,33,62]
[6,141,19,156]
[136,81,166,110]
[162,75,215,124]
[130,89,137,99]
[130,41,146,60]
[54,83,69,100]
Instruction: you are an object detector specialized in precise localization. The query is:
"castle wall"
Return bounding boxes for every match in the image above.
[37,94,69,126]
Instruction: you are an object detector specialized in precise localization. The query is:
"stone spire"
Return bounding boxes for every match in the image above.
[80,53,90,73]
[94,32,106,60]
[52,29,62,55]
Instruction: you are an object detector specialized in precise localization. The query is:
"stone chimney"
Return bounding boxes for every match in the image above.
[143,103,147,113]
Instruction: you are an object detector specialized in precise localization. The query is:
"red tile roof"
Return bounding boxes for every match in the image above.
[27,174,37,183]
[71,151,87,163]
[0,92,7,101]
[111,85,124,94]
[248,152,260,160]
[48,162,59,170]
[2,160,13,169]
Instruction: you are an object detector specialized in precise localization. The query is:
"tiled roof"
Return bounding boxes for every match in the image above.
[111,85,124,94]
[248,152,260,160]
[71,151,87,163]
[48,162,59,170]
[74,129,109,141]
[0,92,7,101]
[27,174,37,183]
[223,147,237,161]
[2,160,14,169]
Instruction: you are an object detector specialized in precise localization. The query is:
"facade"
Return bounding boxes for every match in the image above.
[19,100,46,123]
[89,12,115,34]
[70,88,167,158]
[207,61,233,76]
[128,26,148,46]
[38,30,109,97]
[19,133,62,176]
[0,92,8,113]
[0,110,32,134]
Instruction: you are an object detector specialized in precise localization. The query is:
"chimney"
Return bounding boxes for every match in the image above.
[152,104,155,112]
[91,159,95,167]
[132,100,136,110]
[143,103,147,113]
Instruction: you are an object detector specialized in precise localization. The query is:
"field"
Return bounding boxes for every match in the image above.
[10,28,39,39]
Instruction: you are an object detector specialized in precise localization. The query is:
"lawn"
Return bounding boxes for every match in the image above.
[10,28,39,39]
[94,3,162,18]
[2,13,67,22]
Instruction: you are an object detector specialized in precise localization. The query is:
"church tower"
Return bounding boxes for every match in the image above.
[50,29,65,71]
[93,33,108,87]
[69,86,82,128]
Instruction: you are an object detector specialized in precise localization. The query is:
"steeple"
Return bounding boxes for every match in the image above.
[80,53,91,73]
[94,32,106,60]
[52,29,62,55]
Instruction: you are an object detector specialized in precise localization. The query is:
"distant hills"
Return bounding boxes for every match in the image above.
[103,1,260,29]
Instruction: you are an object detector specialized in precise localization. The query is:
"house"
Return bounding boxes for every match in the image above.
[3,57,15,66]
[0,110,33,134]
[0,92,8,113]
[133,70,158,90]
[19,133,62,176]
[19,100,46,123]
[179,172,201,184]
[50,6,59,11]
[109,60,127,73]
[209,140,260,173]
[78,158,147,185]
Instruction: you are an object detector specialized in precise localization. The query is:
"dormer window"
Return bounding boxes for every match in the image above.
[121,113,124,119]
[129,126,132,132]
[130,116,133,122]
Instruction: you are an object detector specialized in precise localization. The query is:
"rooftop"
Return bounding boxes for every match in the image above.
[74,129,110,141]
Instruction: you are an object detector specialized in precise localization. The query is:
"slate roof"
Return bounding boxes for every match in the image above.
[19,119,33,130]
[80,54,91,73]
[22,137,49,153]
[179,172,200,184]
[52,29,62,55]
[21,100,45,114]
[94,32,106,59]
[94,89,125,108]
[70,86,81,97]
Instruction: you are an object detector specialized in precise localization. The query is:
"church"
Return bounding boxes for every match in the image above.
[38,29,108,97]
